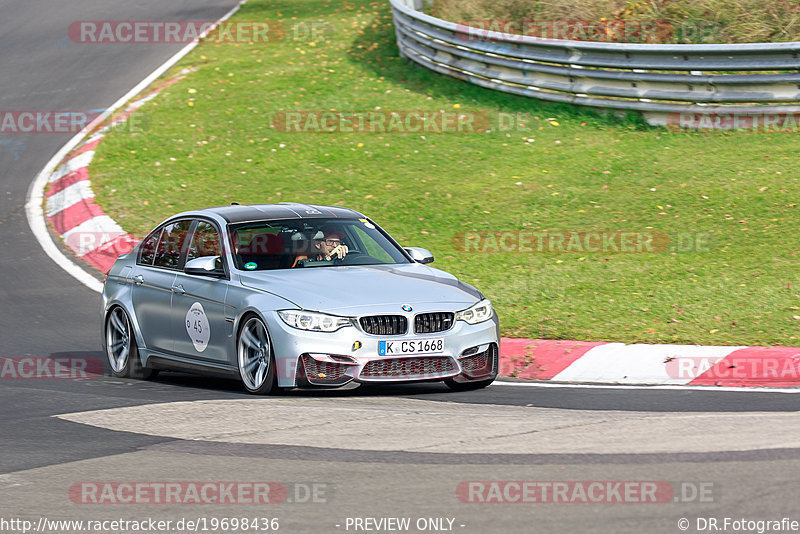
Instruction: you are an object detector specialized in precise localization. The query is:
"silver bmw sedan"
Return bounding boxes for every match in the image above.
[101,203,499,394]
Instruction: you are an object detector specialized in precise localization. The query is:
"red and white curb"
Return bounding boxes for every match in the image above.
[499,338,800,388]
[43,80,181,274]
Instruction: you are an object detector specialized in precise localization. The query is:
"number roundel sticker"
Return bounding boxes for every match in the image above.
[185,302,210,352]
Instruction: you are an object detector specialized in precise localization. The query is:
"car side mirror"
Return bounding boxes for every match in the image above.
[404,247,434,264]
[185,256,225,277]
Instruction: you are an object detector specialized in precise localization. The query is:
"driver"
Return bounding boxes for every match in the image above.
[314,228,349,260]
[293,227,348,266]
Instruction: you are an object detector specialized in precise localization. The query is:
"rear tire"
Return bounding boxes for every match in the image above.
[104,306,157,379]
[237,315,278,395]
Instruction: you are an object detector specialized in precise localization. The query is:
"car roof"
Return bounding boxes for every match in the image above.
[182,203,365,224]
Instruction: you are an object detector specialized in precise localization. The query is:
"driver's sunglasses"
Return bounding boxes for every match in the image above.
[317,238,342,246]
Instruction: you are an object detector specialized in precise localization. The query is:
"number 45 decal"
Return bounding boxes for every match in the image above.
[185,302,211,352]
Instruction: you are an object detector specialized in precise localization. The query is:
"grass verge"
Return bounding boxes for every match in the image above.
[91,0,800,346]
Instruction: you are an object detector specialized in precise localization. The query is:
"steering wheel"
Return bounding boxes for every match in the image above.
[336,251,372,265]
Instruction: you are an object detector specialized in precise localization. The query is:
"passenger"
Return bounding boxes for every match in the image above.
[289,232,312,268]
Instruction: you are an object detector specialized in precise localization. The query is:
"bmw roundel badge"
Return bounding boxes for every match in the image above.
[402,305,412,312]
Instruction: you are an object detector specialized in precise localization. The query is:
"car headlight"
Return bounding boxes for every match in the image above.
[278,310,352,332]
[455,299,494,325]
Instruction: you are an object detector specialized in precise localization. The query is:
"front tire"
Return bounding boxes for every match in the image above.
[444,377,494,391]
[444,347,499,391]
[104,306,157,379]
[237,315,278,395]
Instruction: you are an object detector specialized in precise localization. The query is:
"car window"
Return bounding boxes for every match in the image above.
[352,226,394,263]
[230,218,409,271]
[153,220,192,270]
[138,228,162,266]
[186,221,222,263]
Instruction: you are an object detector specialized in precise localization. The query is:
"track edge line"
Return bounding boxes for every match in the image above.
[24,0,249,294]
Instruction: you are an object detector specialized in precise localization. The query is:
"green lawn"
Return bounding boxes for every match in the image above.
[90,0,800,346]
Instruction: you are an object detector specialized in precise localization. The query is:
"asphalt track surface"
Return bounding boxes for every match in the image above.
[1,2,799,533]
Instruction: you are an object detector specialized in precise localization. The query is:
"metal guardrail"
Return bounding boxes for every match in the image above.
[389,0,800,125]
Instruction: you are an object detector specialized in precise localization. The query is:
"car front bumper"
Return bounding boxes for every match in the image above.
[266,312,499,388]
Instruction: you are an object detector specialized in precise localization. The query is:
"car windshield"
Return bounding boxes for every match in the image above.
[229,218,410,271]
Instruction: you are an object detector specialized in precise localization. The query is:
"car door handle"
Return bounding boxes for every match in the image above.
[172,284,185,295]
[133,275,144,286]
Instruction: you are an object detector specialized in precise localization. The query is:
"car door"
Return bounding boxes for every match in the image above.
[171,219,232,364]
[130,219,192,354]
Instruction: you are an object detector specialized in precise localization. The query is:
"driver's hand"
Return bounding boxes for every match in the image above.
[326,244,348,260]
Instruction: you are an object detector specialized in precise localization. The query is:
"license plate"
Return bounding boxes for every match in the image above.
[378,338,444,356]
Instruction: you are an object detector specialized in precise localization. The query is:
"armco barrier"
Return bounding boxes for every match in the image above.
[389,0,800,126]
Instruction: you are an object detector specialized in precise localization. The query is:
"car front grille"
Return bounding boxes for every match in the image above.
[459,343,498,379]
[414,312,454,334]
[360,356,456,380]
[359,315,408,335]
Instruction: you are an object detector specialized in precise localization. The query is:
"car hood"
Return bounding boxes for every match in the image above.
[238,263,482,313]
